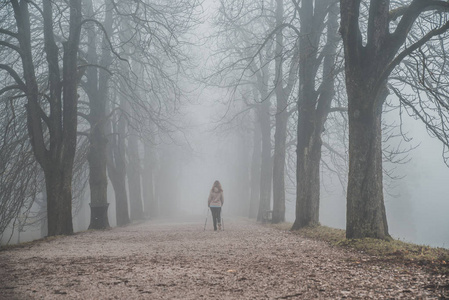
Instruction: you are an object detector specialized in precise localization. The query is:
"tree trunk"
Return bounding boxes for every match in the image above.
[291,0,338,230]
[235,133,251,217]
[292,115,322,229]
[39,181,48,238]
[339,0,392,239]
[127,131,144,221]
[87,131,109,229]
[143,141,156,218]
[292,0,319,229]
[109,169,130,226]
[106,100,130,227]
[257,98,272,221]
[10,1,81,236]
[85,0,112,230]
[45,165,74,236]
[346,84,389,239]
[249,121,261,219]
[272,112,287,223]
[271,0,288,224]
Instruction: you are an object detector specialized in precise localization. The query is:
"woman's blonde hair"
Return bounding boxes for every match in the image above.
[212,180,223,192]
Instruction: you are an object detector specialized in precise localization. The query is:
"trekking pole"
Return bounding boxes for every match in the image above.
[203,209,208,231]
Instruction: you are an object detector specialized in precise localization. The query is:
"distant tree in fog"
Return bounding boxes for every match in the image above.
[80,0,114,230]
[212,0,277,221]
[271,0,299,224]
[82,0,201,225]
[106,90,130,226]
[340,0,449,239]
[143,134,157,219]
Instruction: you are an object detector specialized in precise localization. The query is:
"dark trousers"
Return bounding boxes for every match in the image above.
[210,207,221,230]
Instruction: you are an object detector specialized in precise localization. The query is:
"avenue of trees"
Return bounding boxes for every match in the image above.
[1,0,449,242]
[0,0,202,239]
[210,0,449,239]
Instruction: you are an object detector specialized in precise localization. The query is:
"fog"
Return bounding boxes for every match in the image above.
[2,0,449,251]
[5,83,449,249]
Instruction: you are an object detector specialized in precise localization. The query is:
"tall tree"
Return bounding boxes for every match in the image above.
[0,0,83,236]
[255,66,274,222]
[143,138,157,218]
[249,113,262,219]
[214,0,277,222]
[127,127,144,221]
[104,0,201,223]
[106,90,130,227]
[272,0,299,223]
[340,0,449,238]
[292,0,340,229]
[82,0,113,230]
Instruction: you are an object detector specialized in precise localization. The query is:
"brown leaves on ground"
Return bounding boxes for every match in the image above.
[0,218,448,299]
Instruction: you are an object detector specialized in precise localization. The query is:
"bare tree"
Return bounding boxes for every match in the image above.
[212,0,277,221]
[340,0,449,239]
[292,0,340,229]
[106,84,131,226]
[81,0,114,229]
[271,0,300,223]
[0,0,83,236]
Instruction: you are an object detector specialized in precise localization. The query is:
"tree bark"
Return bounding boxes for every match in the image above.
[272,109,288,223]
[108,168,130,227]
[272,0,300,224]
[44,165,73,236]
[12,0,82,236]
[345,84,389,239]
[340,0,449,239]
[127,130,144,221]
[292,0,320,229]
[248,119,261,219]
[87,133,109,229]
[235,133,251,217]
[339,0,393,239]
[257,96,272,222]
[85,0,112,230]
[106,99,130,227]
[143,141,157,218]
[291,0,338,230]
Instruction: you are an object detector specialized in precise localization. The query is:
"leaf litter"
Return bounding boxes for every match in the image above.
[0,218,448,299]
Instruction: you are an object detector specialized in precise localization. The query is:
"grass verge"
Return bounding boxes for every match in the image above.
[269,222,449,275]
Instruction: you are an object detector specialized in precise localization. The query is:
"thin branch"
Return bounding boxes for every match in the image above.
[0,64,26,91]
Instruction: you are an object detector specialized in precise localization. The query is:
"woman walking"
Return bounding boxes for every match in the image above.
[208,180,224,231]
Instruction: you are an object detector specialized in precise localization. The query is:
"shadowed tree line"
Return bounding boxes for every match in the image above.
[1,0,449,243]
[0,0,201,240]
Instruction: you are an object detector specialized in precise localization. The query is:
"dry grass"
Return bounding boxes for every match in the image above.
[269,222,449,275]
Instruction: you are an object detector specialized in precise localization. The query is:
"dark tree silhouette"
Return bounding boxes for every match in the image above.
[340,0,449,239]
[0,0,83,236]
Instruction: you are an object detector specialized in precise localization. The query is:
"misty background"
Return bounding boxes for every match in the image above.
[4,85,448,248]
[1,0,449,248]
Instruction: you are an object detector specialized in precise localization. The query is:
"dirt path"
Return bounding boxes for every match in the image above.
[0,218,448,299]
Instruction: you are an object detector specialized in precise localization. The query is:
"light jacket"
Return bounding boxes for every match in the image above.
[208,187,224,207]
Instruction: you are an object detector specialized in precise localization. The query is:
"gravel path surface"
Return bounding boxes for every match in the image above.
[1,218,448,299]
